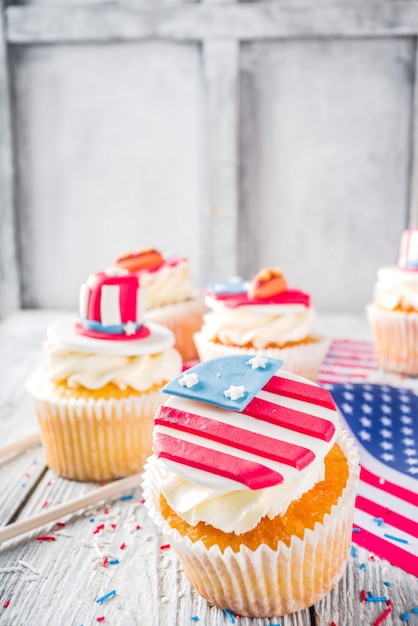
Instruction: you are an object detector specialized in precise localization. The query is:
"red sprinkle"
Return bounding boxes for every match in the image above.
[159,544,170,550]
[331,622,337,626]
[3,600,10,608]
[36,536,56,542]
[96,618,105,623]
[374,599,392,626]
[47,480,52,486]
[101,557,109,567]
[140,498,145,504]
[41,500,48,509]
[368,555,375,561]
[110,524,117,530]
[119,543,126,550]
[136,524,141,530]
[93,524,105,535]
[360,590,367,603]
[99,482,106,487]
[103,507,109,515]
[54,522,66,529]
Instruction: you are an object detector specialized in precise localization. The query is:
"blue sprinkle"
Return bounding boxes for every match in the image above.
[402,612,409,622]
[96,590,116,604]
[367,591,373,597]
[223,609,235,623]
[352,527,361,533]
[373,517,384,526]
[412,608,418,614]
[190,617,199,622]
[21,483,26,488]
[350,545,357,557]
[89,518,95,523]
[109,559,119,565]
[383,581,391,587]
[359,563,366,570]
[383,533,409,544]
[120,494,134,501]
[31,459,38,465]
[366,596,387,603]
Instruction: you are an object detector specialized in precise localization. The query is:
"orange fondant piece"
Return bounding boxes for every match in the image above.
[248,268,287,299]
[116,248,164,272]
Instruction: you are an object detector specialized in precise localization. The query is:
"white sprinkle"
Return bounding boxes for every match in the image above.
[18,560,39,575]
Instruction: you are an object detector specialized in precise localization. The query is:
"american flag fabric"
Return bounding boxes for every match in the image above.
[318,340,418,577]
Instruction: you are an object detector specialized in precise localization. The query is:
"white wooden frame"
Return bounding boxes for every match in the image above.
[2,0,418,318]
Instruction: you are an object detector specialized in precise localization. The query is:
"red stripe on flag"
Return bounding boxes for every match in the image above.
[243,398,335,442]
[263,375,336,410]
[156,406,315,470]
[360,466,418,507]
[153,432,283,489]
[352,525,418,577]
[355,495,418,538]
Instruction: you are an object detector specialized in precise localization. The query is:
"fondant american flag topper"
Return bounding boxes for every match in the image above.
[153,355,340,491]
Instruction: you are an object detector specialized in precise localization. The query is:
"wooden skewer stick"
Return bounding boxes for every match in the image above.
[0,472,143,544]
[0,432,41,459]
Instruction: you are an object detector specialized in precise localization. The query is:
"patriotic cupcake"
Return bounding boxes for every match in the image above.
[367,228,418,376]
[114,248,206,363]
[193,268,330,381]
[26,268,182,481]
[143,355,359,617]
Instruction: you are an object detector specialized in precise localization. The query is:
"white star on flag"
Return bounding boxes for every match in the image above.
[178,372,199,388]
[247,355,268,370]
[224,385,245,401]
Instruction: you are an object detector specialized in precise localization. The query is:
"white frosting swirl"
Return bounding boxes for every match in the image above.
[140,260,192,309]
[43,341,182,391]
[373,266,418,311]
[200,301,315,349]
[155,453,327,534]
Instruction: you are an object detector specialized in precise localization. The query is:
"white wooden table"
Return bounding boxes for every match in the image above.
[0,310,417,626]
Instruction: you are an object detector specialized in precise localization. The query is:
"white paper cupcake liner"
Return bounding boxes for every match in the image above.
[28,385,165,481]
[143,430,359,618]
[145,297,207,362]
[193,332,330,382]
[367,303,418,376]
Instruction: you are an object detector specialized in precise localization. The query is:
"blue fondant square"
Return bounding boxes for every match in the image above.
[162,355,283,412]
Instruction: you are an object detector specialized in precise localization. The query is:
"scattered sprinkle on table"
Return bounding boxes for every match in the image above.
[159,544,170,550]
[3,600,10,608]
[119,543,126,550]
[223,609,235,623]
[96,590,116,604]
[36,536,56,542]
[120,494,133,501]
[373,599,392,626]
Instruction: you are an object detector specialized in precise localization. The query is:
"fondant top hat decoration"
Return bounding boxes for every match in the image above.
[398,228,418,271]
[76,268,150,341]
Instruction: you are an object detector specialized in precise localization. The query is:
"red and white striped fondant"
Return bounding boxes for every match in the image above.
[398,227,418,270]
[153,366,339,491]
[77,269,147,339]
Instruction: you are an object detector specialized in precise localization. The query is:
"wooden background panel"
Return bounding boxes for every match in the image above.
[239,36,414,314]
[11,40,206,310]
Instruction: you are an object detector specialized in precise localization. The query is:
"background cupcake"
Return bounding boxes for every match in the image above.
[143,355,359,618]
[367,228,418,376]
[115,247,206,363]
[27,268,182,482]
[194,267,329,381]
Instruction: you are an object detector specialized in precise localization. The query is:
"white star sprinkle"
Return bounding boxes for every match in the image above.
[247,355,268,370]
[123,321,137,336]
[178,372,199,388]
[224,385,245,401]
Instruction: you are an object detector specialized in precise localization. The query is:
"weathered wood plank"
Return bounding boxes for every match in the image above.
[7,1,418,44]
[203,39,239,282]
[0,0,19,320]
